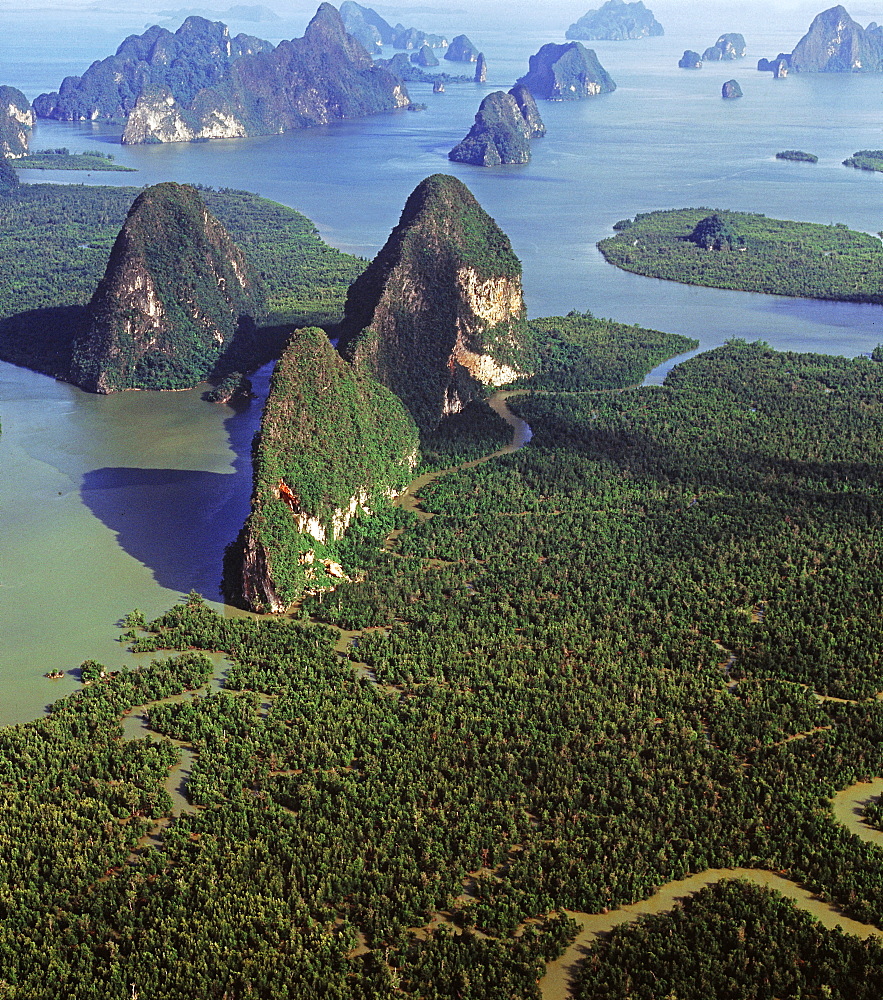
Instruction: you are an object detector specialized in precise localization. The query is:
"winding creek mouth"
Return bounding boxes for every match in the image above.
[118,394,883,997]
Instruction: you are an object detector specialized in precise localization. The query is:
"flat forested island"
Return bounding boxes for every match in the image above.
[843,150,883,173]
[776,149,818,163]
[599,207,883,302]
[5,170,883,998]
[13,148,136,171]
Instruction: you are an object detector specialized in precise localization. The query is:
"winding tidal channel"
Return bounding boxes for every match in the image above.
[118,390,883,998]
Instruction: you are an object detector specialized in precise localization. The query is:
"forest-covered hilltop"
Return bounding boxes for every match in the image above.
[0,183,365,382]
[599,207,883,303]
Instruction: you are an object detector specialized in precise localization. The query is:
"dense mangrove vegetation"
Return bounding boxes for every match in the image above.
[574,880,883,999]
[598,208,883,302]
[3,336,883,995]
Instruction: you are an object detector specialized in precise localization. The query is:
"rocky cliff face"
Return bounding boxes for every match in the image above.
[510,83,546,137]
[566,0,663,41]
[702,33,746,61]
[721,79,743,99]
[448,86,545,166]
[233,324,419,612]
[678,50,702,68]
[517,42,616,99]
[39,5,411,144]
[336,174,534,431]
[445,35,480,62]
[70,183,266,393]
[33,16,272,122]
[791,6,883,72]
[0,86,35,158]
[339,2,448,54]
[411,44,439,67]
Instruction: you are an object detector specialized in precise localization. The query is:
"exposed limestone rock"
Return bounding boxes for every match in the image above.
[122,86,248,144]
[722,79,743,99]
[336,174,534,430]
[70,182,266,393]
[0,86,35,158]
[475,53,488,82]
[791,5,883,72]
[702,33,746,61]
[758,53,792,73]
[445,34,480,62]
[679,50,702,68]
[43,5,411,144]
[566,0,664,41]
[33,16,273,122]
[448,86,545,166]
[510,83,546,137]
[517,41,616,99]
[232,325,419,612]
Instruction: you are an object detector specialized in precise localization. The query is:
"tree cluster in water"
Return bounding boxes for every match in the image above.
[3,338,883,996]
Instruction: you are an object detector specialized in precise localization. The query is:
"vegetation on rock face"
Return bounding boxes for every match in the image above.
[445,34,480,62]
[721,79,743,99]
[0,85,34,158]
[0,183,364,382]
[688,213,743,250]
[339,1,448,55]
[0,159,18,191]
[448,90,539,166]
[599,207,883,302]
[337,173,535,431]
[517,41,616,98]
[703,32,746,61]
[33,16,273,122]
[231,324,419,611]
[566,0,664,41]
[791,5,883,73]
[70,182,267,393]
[35,6,411,144]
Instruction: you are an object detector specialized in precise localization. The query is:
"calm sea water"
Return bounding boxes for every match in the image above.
[0,2,881,724]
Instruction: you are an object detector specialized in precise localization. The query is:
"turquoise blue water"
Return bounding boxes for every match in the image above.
[0,2,881,723]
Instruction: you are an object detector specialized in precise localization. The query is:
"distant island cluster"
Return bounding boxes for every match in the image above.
[1,1,881,172]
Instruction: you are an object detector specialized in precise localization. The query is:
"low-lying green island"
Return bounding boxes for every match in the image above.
[13,148,136,171]
[843,150,883,173]
[775,149,817,163]
[599,207,883,302]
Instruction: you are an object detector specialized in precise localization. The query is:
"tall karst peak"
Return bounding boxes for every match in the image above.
[70,182,266,394]
[791,6,883,72]
[336,174,534,431]
[36,5,410,144]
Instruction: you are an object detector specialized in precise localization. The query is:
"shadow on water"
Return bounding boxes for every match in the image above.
[79,367,271,600]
